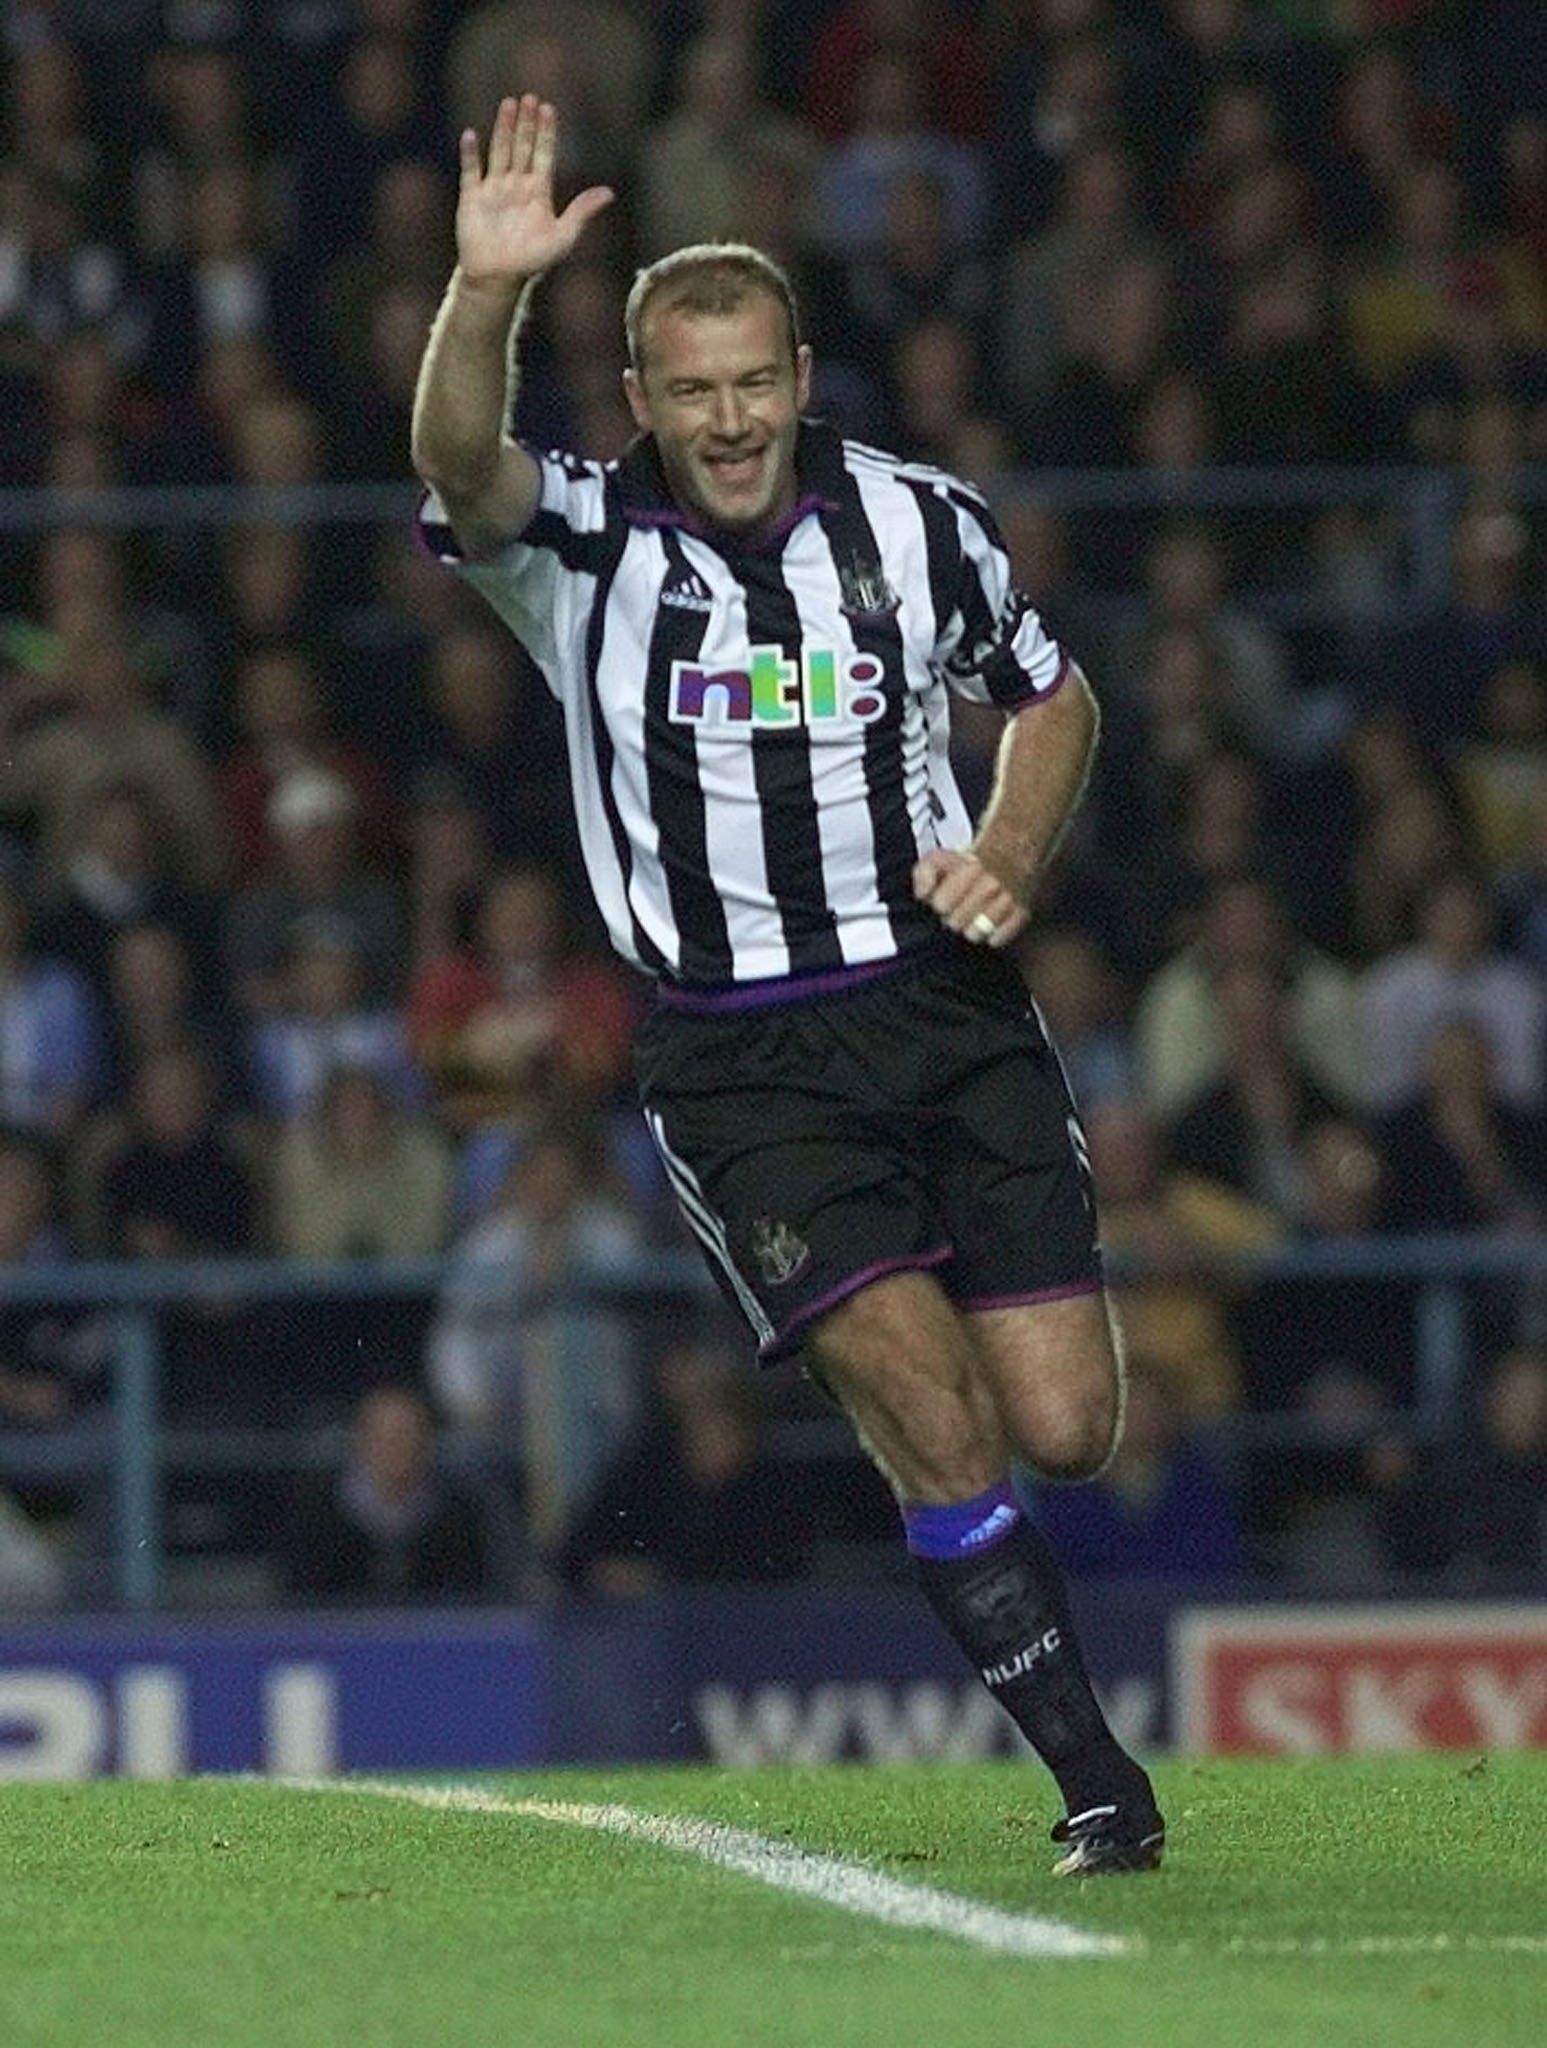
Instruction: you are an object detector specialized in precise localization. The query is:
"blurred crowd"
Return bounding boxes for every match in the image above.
[0,0,1544,1607]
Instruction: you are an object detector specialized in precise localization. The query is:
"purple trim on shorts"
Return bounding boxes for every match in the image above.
[955,1276,1103,1313]
[759,1244,954,1363]
[657,950,922,1014]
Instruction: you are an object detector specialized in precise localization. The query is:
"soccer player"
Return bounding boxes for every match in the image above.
[412,95,1164,1875]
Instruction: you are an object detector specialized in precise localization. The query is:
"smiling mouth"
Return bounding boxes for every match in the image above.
[703,448,766,487]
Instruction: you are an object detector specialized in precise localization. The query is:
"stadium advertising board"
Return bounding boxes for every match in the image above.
[15,1591,1542,1776]
[0,1615,543,1778]
[685,1596,1167,1765]
[545,1581,1173,1765]
[1173,1604,1547,1754]
[0,1584,1172,1777]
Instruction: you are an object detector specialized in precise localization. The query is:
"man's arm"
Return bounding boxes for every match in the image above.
[914,663,1099,948]
[411,94,612,557]
[412,272,540,556]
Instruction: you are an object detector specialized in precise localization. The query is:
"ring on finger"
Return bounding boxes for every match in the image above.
[968,911,997,941]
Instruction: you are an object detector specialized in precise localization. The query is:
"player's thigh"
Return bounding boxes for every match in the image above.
[964,1289,1124,1480]
[805,1269,1008,1500]
[909,959,1103,1316]
[637,997,950,1363]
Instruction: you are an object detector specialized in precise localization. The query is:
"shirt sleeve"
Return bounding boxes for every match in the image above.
[417,445,613,682]
[931,482,1068,711]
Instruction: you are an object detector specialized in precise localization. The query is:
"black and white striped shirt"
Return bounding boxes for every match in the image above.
[420,421,1068,996]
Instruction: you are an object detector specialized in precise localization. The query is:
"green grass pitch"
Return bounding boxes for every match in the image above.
[1,1755,1543,2047]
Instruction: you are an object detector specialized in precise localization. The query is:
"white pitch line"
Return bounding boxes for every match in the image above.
[268,1780,1547,1964]
[282,1776,1129,1961]
[1216,1934,1547,1958]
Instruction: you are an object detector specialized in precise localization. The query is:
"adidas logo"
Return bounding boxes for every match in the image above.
[961,1501,1020,1550]
[661,574,713,613]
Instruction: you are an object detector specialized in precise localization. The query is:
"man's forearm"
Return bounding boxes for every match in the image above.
[971,665,1100,903]
[411,267,532,494]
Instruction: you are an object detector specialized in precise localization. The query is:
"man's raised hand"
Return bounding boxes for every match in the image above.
[456,95,613,289]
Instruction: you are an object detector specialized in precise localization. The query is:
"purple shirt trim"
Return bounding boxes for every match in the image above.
[624,490,839,554]
[759,1244,954,1363]
[998,650,1072,714]
[656,948,934,1015]
[415,489,536,567]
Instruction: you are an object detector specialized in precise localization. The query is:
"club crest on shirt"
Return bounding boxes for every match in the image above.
[837,559,901,620]
[749,1215,810,1287]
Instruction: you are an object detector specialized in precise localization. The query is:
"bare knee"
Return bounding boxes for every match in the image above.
[1007,1376,1121,1481]
[969,1292,1125,1481]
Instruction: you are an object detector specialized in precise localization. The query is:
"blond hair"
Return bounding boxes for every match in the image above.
[624,243,801,371]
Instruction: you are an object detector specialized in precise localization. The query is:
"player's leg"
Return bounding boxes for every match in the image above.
[951,1286,1162,1869]
[802,1269,1008,1499]
[964,1289,1126,1481]
[842,948,1160,1855]
[637,975,1160,1869]
[806,1270,1163,1874]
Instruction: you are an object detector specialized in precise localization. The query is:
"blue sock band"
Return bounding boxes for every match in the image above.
[901,1478,1023,1561]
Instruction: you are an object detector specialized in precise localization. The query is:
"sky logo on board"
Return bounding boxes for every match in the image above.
[668,645,886,728]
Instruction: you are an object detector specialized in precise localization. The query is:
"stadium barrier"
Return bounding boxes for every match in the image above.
[5,461,1546,626]
[0,1235,1541,1610]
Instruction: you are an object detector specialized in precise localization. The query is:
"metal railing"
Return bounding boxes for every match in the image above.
[4,463,1545,626]
[0,1236,1542,1611]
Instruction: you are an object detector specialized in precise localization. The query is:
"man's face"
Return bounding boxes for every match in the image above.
[625,292,810,534]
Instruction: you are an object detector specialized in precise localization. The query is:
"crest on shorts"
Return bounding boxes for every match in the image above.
[750,1215,810,1287]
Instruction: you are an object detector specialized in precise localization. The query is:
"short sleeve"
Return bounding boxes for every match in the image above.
[931,483,1068,711]
[417,445,614,678]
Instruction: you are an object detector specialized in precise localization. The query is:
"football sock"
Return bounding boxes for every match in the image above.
[904,1480,1152,1819]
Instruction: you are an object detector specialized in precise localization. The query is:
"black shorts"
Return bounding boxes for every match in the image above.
[634,939,1103,1363]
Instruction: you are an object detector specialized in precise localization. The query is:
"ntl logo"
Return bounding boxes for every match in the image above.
[669,644,886,728]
